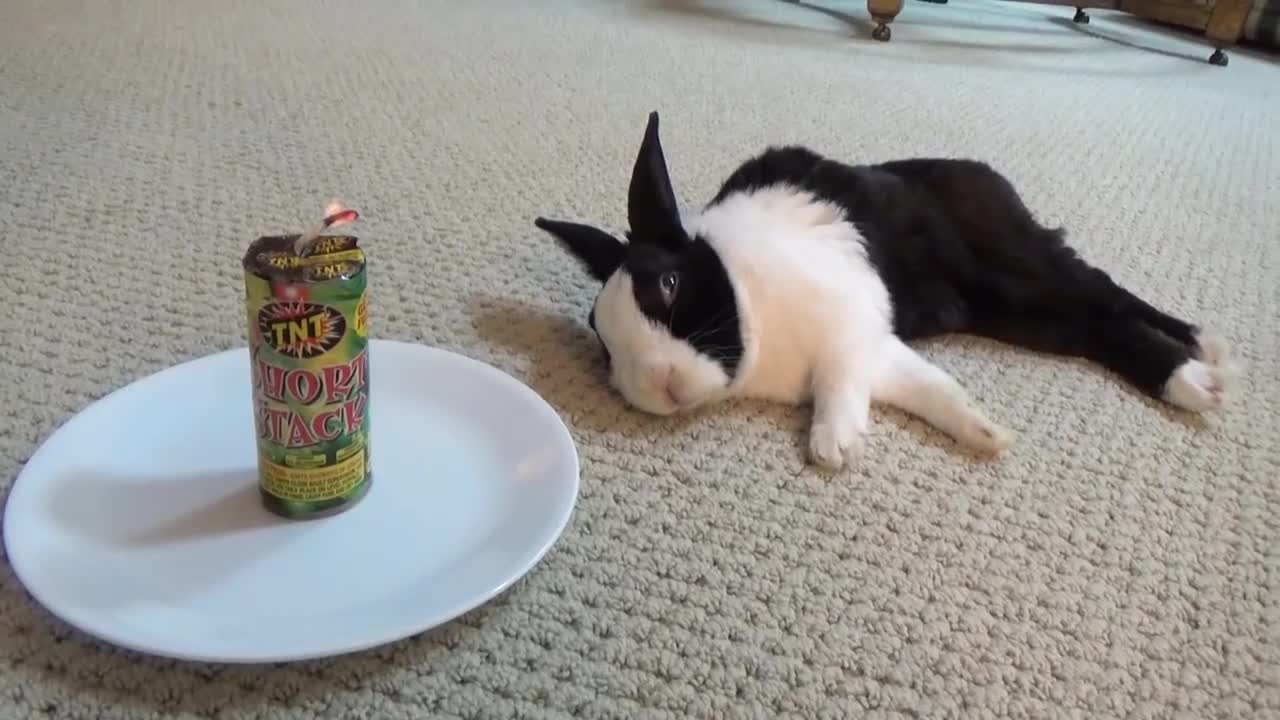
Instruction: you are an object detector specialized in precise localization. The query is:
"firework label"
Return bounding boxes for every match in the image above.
[242,230,372,519]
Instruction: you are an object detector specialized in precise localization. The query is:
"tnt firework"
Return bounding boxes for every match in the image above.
[242,202,373,519]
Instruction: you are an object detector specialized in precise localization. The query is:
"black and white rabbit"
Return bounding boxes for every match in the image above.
[534,112,1233,469]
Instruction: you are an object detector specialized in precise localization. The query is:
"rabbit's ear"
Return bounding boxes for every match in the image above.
[627,111,686,252]
[534,217,626,282]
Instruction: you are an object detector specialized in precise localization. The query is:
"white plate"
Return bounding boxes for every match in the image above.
[3,339,579,663]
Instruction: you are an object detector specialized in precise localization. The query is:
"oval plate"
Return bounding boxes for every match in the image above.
[3,339,579,663]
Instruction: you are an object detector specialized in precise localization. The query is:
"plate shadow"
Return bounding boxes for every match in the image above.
[46,467,280,547]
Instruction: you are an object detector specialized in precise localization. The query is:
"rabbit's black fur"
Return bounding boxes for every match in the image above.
[709,145,1206,398]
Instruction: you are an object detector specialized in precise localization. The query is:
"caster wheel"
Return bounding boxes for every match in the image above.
[1209,49,1228,66]
[872,23,891,41]
[1073,8,1090,23]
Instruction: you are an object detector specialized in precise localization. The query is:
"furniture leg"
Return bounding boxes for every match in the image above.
[1203,0,1249,65]
[868,0,906,40]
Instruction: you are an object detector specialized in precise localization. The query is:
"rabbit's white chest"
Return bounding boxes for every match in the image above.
[695,185,894,405]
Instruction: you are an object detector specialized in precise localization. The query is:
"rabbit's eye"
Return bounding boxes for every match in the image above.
[659,271,679,305]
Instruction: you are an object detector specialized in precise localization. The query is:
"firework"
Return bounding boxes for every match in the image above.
[242,202,372,519]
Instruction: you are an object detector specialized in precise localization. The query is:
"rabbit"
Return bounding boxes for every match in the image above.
[533,111,1233,469]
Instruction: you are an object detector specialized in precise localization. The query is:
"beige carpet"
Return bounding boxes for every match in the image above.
[2,0,1277,717]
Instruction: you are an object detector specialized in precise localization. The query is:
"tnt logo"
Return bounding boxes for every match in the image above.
[258,302,348,359]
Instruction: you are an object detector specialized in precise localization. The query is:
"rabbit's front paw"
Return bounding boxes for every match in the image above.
[957,412,1015,454]
[808,417,866,470]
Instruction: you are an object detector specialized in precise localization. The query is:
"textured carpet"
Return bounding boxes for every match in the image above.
[1,0,1277,718]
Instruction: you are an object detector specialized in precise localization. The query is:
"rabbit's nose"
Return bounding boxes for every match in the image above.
[665,383,689,408]
[643,360,673,386]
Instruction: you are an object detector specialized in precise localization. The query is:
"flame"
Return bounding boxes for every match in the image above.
[292,200,361,255]
[322,200,358,229]
[324,209,359,228]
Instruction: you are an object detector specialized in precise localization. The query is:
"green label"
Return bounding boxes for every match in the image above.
[244,263,371,516]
